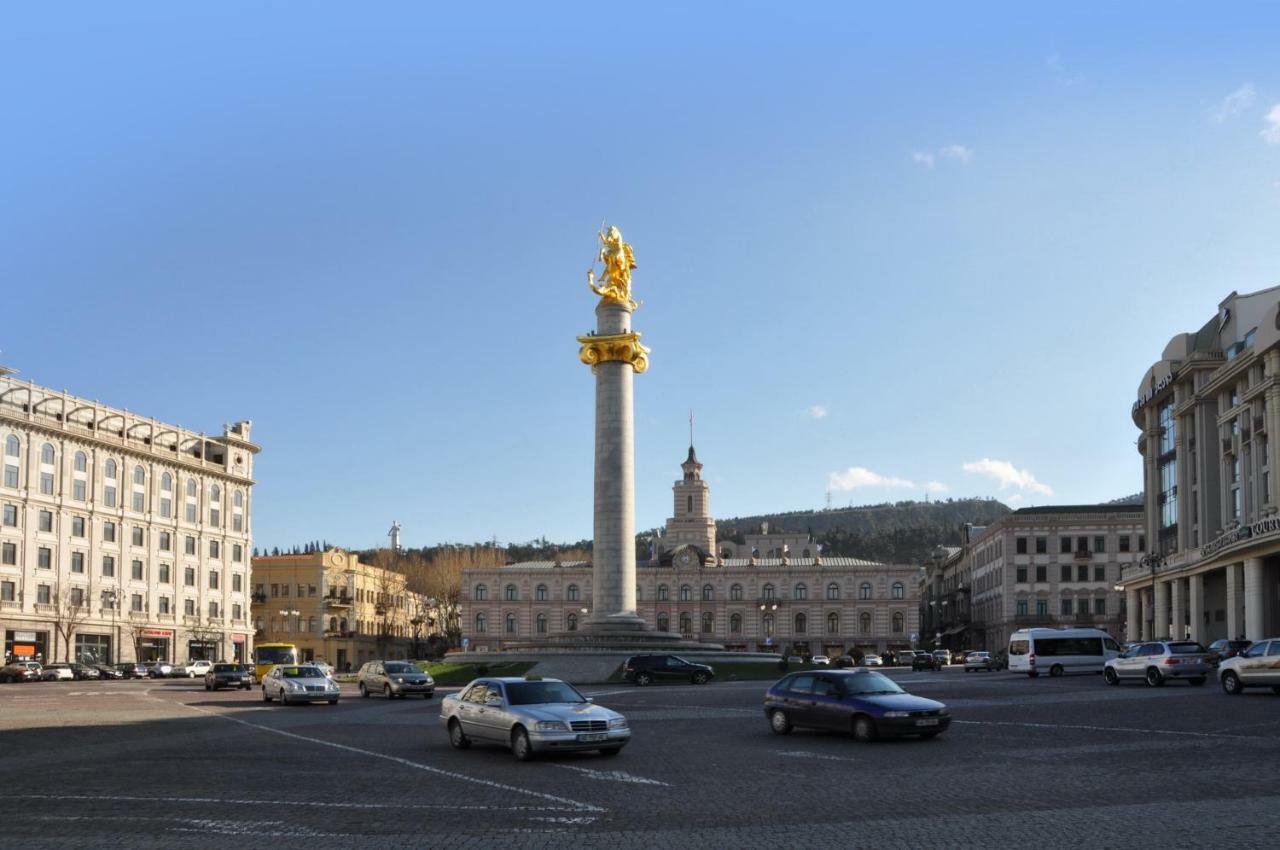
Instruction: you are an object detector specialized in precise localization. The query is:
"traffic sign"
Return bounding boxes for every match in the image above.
[461,637,470,648]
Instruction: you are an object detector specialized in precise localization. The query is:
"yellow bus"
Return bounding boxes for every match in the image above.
[253,642,299,681]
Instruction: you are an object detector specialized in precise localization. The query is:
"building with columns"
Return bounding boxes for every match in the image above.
[1128,286,1280,644]
[0,365,259,666]
[460,444,921,655]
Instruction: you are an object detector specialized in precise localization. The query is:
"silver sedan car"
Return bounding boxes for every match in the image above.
[261,665,341,705]
[440,677,630,761]
[1104,640,1212,686]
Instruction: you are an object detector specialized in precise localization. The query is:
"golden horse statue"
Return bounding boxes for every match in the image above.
[587,225,638,309]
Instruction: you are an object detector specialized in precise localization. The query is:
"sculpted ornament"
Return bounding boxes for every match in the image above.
[587,225,639,310]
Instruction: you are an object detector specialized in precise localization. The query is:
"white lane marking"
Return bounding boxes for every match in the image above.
[952,719,1260,740]
[27,815,336,838]
[581,689,632,698]
[180,703,605,812]
[7,793,580,813]
[527,816,598,825]
[770,750,858,763]
[551,764,671,786]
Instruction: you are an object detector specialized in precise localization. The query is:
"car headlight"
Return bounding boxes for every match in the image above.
[423,675,434,684]
[393,677,404,683]
[608,717,628,729]
[533,720,570,732]
[883,711,910,718]
[938,708,950,716]
[286,681,303,691]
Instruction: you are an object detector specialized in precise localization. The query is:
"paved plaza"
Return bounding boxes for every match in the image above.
[3,668,1279,849]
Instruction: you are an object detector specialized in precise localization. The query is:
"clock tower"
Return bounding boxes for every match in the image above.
[664,443,717,563]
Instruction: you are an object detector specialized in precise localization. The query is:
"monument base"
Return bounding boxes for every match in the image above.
[502,624,726,653]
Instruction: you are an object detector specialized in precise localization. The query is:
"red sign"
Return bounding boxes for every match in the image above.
[231,634,247,643]
[141,629,171,637]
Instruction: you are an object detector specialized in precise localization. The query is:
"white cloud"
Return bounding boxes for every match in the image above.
[1262,104,1280,144]
[924,481,949,493]
[1006,494,1025,505]
[806,405,828,420]
[828,467,915,492]
[912,151,935,168]
[1213,83,1256,123]
[939,144,973,164]
[962,458,1053,496]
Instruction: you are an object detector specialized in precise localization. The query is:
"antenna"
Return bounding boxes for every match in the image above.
[689,409,694,447]
[826,488,832,510]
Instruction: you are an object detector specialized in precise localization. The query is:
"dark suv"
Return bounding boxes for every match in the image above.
[1207,639,1252,666]
[622,654,714,686]
[911,652,940,672]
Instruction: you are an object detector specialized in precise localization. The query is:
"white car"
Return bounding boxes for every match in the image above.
[185,660,213,678]
[41,664,75,681]
[1218,638,1280,695]
[810,655,831,666]
[862,654,883,667]
[261,664,341,705]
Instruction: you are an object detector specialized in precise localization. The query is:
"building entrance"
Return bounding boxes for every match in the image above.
[5,630,49,663]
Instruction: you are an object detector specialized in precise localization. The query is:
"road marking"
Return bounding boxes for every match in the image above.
[8,793,583,813]
[179,703,605,812]
[770,750,859,763]
[551,764,671,786]
[581,689,632,697]
[952,719,1261,740]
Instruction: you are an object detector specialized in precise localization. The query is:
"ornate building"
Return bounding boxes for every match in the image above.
[460,445,920,655]
[0,364,258,665]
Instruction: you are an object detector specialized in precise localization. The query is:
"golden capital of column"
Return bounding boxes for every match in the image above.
[577,331,650,374]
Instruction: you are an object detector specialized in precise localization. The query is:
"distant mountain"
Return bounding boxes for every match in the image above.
[1106,493,1144,506]
[712,497,1013,565]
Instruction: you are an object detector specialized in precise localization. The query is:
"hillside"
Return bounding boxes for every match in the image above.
[713,498,1013,565]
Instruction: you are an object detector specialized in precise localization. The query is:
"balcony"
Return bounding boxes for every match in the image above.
[1073,550,1092,561]
[324,593,353,610]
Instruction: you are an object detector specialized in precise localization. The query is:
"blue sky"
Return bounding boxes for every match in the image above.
[3,4,1280,550]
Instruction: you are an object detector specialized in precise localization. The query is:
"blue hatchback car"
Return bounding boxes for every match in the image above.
[764,669,951,741]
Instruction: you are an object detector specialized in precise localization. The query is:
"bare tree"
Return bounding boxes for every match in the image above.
[186,616,224,662]
[49,584,92,663]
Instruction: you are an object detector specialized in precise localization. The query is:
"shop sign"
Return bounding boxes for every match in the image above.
[1201,526,1252,559]
[231,634,247,643]
[141,629,172,637]
[1132,372,1176,413]
[13,631,38,642]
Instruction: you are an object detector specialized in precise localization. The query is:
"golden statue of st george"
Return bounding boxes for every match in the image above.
[587,225,639,310]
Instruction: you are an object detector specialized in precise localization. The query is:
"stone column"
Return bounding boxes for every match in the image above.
[1140,590,1151,640]
[1226,563,1244,640]
[1153,580,1170,639]
[1244,557,1266,642]
[587,300,643,630]
[1125,588,1141,642]
[1188,573,1205,644]
[1170,577,1184,640]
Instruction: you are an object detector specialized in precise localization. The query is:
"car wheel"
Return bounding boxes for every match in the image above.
[1188,677,1206,686]
[262,687,272,702]
[448,718,471,749]
[635,672,652,686]
[692,672,709,685]
[598,746,623,757]
[1103,668,1119,686]
[852,714,878,743]
[769,709,792,735]
[511,727,533,761]
[384,685,393,700]
[1049,664,1064,678]
[1221,671,1243,695]
[359,683,369,698]
[1145,667,1164,687]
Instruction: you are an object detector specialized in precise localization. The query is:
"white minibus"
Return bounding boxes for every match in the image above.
[1007,628,1122,677]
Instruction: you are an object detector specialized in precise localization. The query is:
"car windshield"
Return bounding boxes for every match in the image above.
[384,663,415,674]
[504,681,586,705]
[842,672,904,695]
[280,667,324,679]
[213,664,245,673]
[1169,642,1206,654]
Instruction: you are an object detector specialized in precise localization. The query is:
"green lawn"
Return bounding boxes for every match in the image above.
[414,660,536,685]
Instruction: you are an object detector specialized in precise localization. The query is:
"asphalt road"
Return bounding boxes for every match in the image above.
[3,666,1279,849]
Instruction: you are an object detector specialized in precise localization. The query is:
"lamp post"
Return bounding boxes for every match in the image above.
[102,590,120,665]
[1137,551,1165,640]
[758,601,778,652]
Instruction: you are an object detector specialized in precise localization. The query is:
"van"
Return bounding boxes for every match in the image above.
[1007,628,1122,677]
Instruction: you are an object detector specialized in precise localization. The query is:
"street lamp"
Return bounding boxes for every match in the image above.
[102,590,120,665]
[1137,551,1165,639]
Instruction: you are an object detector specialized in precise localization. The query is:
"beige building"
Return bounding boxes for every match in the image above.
[251,549,437,671]
[1128,286,1280,643]
[922,507,1143,653]
[0,365,259,665]
[461,445,921,655]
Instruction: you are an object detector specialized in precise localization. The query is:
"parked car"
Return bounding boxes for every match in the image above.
[146,662,174,679]
[1104,641,1212,687]
[912,652,940,672]
[963,651,998,672]
[184,660,213,678]
[0,661,43,682]
[440,676,630,760]
[93,664,124,680]
[261,665,340,705]
[764,669,950,741]
[169,662,190,678]
[832,655,856,669]
[1207,639,1252,667]
[115,663,148,679]
[862,654,883,667]
[932,650,952,666]
[205,663,254,691]
[622,654,715,686]
[358,660,436,699]
[1218,638,1280,695]
[67,662,101,680]
[41,663,76,681]
[810,655,831,667]
[891,650,920,666]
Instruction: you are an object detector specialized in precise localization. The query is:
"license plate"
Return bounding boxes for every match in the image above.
[915,718,940,726]
[577,732,608,742]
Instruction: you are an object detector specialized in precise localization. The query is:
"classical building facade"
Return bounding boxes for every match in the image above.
[251,549,437,671]
[0,365,259,665]
[921,506,1143,653]
[1129,286,1280,643]
[461,445,921,655]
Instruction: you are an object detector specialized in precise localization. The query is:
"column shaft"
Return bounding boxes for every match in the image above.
[1188,573,1205,644]
[1170,578,1184,640]
[1226,563,1244,640]
[1125,589,1141,642]
[1153,580,1170,640]
[1244,557,1265,642]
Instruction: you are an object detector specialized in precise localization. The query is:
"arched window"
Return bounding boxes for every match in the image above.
[730,613,742,633]
[730,584,743,601]
[234,491,243,508]
[505,613,517,634]
[567,584,580,602]
[763,614,775,636]
[186,478,196,497]
[702,584,713,601]
[211,484,221,501]
[475,613,487,633]
[4,435,18,457]
[892,612,904,633]
[859,583,873,600]
[860,612,872,634]
[701,612,714,633]
[133,465,145,485]
[536,613,547,634]
[567,613,579,631]
[678,612,692,635]
[657,584,669,601]
[680,585,691,601]
[762,584,775,599]
[504,584,518,601]
[826,583,840,600]
[535,584,548,601]
[41,444,55,464]
[892,582,904,600]
[794,612,807,634]
[74,451,87,472]
[794,583,807,600]
[722,548,733,560]
[161,472,172,490]
[657,612,669,632]
[105,459,117,478]
[827,612,839,634]
[474,585,488,601]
